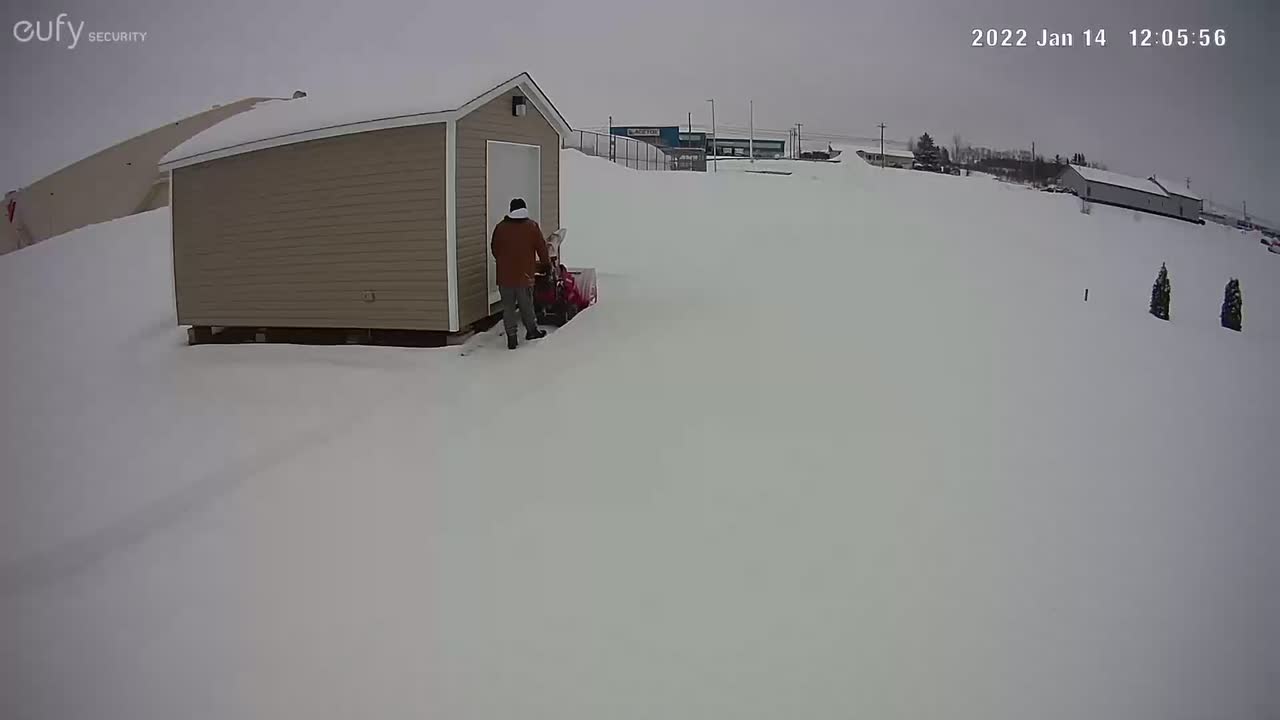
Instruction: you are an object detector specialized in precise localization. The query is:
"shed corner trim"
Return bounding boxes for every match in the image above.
[445,118,460,332]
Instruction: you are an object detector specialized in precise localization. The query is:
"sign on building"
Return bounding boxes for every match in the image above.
[668,148,707,172]
[627,128,661,137]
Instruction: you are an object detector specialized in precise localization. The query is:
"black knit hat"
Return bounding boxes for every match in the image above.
[509,198,527,212]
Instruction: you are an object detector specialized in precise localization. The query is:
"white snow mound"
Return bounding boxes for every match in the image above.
[2,149,1278,720]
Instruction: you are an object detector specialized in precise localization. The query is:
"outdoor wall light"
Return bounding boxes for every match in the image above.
[513,95,527,117]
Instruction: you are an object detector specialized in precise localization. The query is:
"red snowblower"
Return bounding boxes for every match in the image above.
[533,228,597,326]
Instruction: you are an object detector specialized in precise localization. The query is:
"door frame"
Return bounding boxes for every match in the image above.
[485,140,542,306]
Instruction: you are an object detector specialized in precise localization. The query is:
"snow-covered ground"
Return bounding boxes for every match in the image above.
[2,149,1278,720]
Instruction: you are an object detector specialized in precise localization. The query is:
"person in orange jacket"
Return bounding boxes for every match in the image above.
[490,198,550,349]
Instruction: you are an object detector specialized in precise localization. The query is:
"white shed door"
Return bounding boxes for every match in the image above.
[486,141,542,304]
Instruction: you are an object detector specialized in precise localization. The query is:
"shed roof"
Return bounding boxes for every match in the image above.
[1067,164,1168,197]
[1149,175,1202,201]
[160,71,571,171]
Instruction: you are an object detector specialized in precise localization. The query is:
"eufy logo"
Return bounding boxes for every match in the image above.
[12,13,147,49]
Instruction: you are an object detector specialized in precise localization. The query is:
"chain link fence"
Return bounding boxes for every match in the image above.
[563,129,671,171]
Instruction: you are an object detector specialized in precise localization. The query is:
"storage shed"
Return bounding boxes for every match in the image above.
[159,72,571,339]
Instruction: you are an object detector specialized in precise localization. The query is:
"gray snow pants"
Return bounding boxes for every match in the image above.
[499,286,539,338]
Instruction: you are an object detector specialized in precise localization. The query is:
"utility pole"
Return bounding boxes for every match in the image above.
[1185,176,1191,190]
[1031,141,1036,186]
[796,123,803,159]
[749,99,755,164]
[608,115,614,162]
[878,123,886,168]
[706,99,717,172]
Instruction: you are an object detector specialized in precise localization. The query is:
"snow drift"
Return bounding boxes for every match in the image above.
[2,149,1278,720]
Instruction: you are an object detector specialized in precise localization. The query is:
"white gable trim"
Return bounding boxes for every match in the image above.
[168,169,178,321]
[445,118,460,332]
[455,74,572,138]
[159,72,571,171]
[159,110,455,171]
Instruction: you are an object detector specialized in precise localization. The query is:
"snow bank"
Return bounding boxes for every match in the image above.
[2,149,1277,720]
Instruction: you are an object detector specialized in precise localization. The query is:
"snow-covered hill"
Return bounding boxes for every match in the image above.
[2,149,1277,720]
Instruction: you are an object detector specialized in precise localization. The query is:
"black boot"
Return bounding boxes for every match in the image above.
[526,328,547,341]
[507,334,518,350]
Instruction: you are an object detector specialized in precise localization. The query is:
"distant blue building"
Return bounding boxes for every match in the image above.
[610,126,785,159]
[610,126,708,171]
[610,126,682,148]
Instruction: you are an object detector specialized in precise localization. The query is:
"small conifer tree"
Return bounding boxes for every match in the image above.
[1150,263,1171,320]
[1221,278,1242,331]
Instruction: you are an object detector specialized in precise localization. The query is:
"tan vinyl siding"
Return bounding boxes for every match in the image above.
[172,123,450,330]
[456,88,561,326]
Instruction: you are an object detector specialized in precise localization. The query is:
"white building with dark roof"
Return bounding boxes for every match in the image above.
[1057,165,1202,223]
[855,149,915,169]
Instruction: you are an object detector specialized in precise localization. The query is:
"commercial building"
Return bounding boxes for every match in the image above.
[160,71,571,337]
[610,126,681,148]
[678,131,707,149]
[607,126,707,170]
[708,137,786,159]
[609,126,784,161]
[1057,165,1202,223]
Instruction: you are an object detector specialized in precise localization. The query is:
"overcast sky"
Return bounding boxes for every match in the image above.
[3,0,1277,218]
